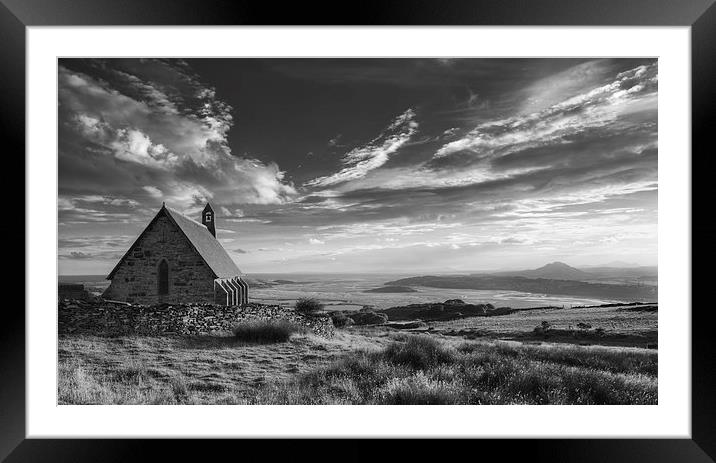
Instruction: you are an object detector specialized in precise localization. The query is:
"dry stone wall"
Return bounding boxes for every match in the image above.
[58,284,90,301]
[59,299,335,338]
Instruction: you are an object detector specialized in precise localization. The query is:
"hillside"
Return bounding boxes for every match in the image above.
[494,261,593,280]
[478,262,658,284]
[364,286,417,293]
[384,275,657,302]
[582,266,658,279]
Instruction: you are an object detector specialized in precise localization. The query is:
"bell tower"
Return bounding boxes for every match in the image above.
[202,203,216,237]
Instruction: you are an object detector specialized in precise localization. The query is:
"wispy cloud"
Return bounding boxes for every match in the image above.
[142,186,163,198]
[434,63,657,161]
[303,62,657,205]
[305,109,418,187]
[59,251,95,260]
[57,196,139,223]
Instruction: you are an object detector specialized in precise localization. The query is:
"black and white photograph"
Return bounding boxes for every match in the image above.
[57,57,659,405]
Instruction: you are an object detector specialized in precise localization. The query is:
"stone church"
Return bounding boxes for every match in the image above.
[103,203,249,306]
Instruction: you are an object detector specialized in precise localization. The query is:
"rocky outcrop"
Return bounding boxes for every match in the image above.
[58,299,334,337]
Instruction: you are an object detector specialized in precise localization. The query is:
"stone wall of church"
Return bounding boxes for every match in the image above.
[103,215,217,304]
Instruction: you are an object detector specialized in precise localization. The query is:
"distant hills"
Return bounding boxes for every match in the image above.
[364,286,417,293]
[493,261,593,280]
[385,261,657,302]
[482,261,657,282]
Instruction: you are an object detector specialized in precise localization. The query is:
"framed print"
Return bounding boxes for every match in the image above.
[4,0,715,460]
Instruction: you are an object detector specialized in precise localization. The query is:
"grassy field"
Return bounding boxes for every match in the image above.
[430,304,656,334]
[58,329,392,404]
[428,304,657,348]
[58,328,657,405]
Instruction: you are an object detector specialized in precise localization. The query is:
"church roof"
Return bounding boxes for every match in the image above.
[107,205,242,280]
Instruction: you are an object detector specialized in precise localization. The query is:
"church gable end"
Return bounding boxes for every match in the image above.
[104,209,216,304]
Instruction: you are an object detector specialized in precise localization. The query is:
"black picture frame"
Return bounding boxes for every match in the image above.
[3,0,714,460]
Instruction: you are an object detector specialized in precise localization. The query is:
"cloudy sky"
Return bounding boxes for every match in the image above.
[58,58,658,275]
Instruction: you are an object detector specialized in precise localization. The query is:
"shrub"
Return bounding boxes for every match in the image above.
[348,310,388,326]
[382,335,456,370]
[533,320,552,336]
[330,311,354,328]
[295,297,324,314]
[576,322,592,330]
[232,319,303,343]
[487,306,513,316]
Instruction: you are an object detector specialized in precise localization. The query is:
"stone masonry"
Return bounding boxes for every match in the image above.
[103,214,216,305]
[58,299,335,338]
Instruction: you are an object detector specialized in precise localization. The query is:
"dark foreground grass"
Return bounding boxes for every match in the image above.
[232,319,305,343]
[247,336,657,405]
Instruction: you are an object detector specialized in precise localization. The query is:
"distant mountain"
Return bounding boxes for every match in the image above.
[384,274,657,302]
[494,261,593,281]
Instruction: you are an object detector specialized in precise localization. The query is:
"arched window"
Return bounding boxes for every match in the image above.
[158,260,169,295]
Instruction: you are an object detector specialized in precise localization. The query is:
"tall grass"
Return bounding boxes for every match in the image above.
[232,319,304,343]
[58,360,192,405]
[58,334,657,405]
[248,336,657,405]
[382,335,456,369]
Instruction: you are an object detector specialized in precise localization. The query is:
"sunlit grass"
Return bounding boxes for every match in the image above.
[58,334,657,405]
[245,336,657,405]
